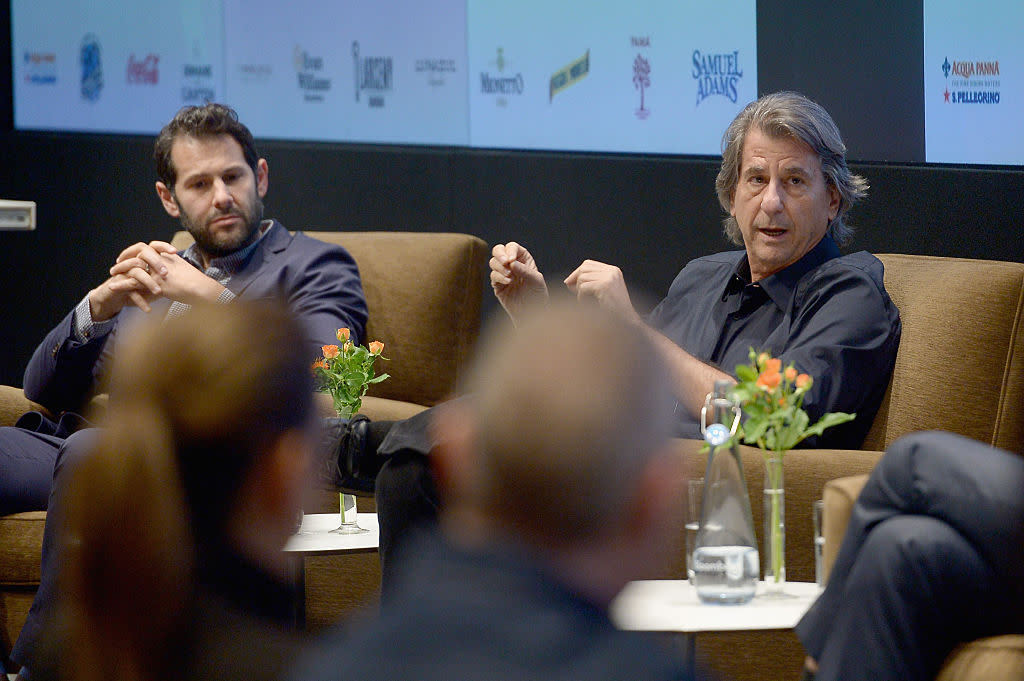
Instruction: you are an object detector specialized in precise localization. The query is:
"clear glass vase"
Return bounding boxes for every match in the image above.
[762,454,787,595]
[331,491,368,535]
[330,408,369,535]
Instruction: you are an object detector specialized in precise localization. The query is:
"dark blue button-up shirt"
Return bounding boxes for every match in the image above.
[647,235,901,448]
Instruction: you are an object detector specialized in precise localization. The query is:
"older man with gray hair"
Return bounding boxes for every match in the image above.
[491,89,899,446]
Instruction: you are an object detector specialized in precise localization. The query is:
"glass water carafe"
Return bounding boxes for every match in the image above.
[692,380,759,604]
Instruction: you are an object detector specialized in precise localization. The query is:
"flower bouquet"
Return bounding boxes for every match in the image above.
[311,328,389,533]
[728,349,855,593]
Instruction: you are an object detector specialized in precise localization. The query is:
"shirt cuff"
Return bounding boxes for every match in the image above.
[72,296,116,342]
[217,288,236,304]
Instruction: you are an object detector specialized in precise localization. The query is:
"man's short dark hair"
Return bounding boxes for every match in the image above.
[153,103,259,189]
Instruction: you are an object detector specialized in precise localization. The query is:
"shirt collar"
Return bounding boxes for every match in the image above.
[723,234,839,310]
[180,219,272,275]
[761,233,840,306]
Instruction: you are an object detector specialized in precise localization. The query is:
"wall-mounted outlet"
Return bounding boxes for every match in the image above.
[0,200,37,231]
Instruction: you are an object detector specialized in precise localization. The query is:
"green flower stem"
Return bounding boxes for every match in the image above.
[766,454,784,584]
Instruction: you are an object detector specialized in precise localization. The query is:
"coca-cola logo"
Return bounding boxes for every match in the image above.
[126,53,159,84]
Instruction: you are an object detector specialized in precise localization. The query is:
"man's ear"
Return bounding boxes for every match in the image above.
[155,181,180,218]
[256,158,269,199]
[827,183,840,222]
[429,400,479,506]
[626,445,688,540]
[251,427,312,521]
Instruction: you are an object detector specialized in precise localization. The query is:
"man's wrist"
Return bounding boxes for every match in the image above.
[74,295,117,342]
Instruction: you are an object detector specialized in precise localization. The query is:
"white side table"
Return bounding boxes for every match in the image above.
[284,512,380,626]
[610,580,821,676]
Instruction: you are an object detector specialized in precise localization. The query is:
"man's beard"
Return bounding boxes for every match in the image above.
[179,195,264,260]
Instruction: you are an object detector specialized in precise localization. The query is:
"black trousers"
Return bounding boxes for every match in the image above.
[795,431,1024,681]
[373,407,441,597]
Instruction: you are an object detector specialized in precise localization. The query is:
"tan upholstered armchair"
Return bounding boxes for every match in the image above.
[820,254,1024,681]
[0,230,488,660]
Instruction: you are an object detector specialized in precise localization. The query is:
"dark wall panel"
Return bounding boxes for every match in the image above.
[3,131,1023,387]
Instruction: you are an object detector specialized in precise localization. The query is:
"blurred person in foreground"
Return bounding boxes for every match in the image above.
[290,299,696,681]
[32,301,318,681]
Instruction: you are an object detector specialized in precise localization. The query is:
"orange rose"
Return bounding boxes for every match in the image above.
[765,358,782,373]
[322,344,340,359]
[796,373,813,389]
[756,370,781,390]
[784,366,798,382]
[336,328,350,342]
[311,359,328,371]
[368,341,384,355]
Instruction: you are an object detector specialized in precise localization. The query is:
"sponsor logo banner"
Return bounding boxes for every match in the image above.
[24,51,57,85]
[549,49,589,101]
[80,33,103,101]
[295,46,331,102]
[126,53,159,85]
[942,56,1001,104]
[353,41,393,108]
[182,63,215,104]
[631,36,651,120]
[692,49,743,105]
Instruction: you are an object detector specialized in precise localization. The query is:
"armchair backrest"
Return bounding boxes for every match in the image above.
[862,254,1024,453]
[172,230,489,408]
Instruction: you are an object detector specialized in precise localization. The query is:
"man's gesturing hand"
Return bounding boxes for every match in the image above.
[563,260,641,324]
[489,242,549,325]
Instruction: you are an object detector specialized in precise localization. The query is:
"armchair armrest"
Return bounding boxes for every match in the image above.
[0,385,51,428]
[821,474,869,583]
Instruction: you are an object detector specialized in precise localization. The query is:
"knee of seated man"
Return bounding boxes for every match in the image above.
[52,427,101,481]
[861,516,990,590]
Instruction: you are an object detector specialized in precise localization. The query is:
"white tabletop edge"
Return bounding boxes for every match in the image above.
[610,580,821,633]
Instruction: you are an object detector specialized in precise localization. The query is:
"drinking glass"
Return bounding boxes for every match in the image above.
[813,499,825,588]
[685,478,704,582]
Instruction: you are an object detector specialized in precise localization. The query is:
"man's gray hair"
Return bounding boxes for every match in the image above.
[715,91,869,246]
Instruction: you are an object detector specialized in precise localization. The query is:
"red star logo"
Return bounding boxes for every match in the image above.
[944,88,950,102]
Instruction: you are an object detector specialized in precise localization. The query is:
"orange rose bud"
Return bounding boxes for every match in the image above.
[796,373,813,389]
[343,341,352,353]
[756,370,782,390]
[765,358,782,373]
[336,328,350,342]
[368,341,384,355]
[322,344,340,359]
[784,366,798,382]
[757,351,770,368]
[311,359,328,370]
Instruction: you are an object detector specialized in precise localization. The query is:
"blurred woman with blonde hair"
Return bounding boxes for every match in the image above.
[38,301,317,681]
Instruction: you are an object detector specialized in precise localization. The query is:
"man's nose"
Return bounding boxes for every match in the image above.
[761,177,784,213]
[212,180,233,209]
